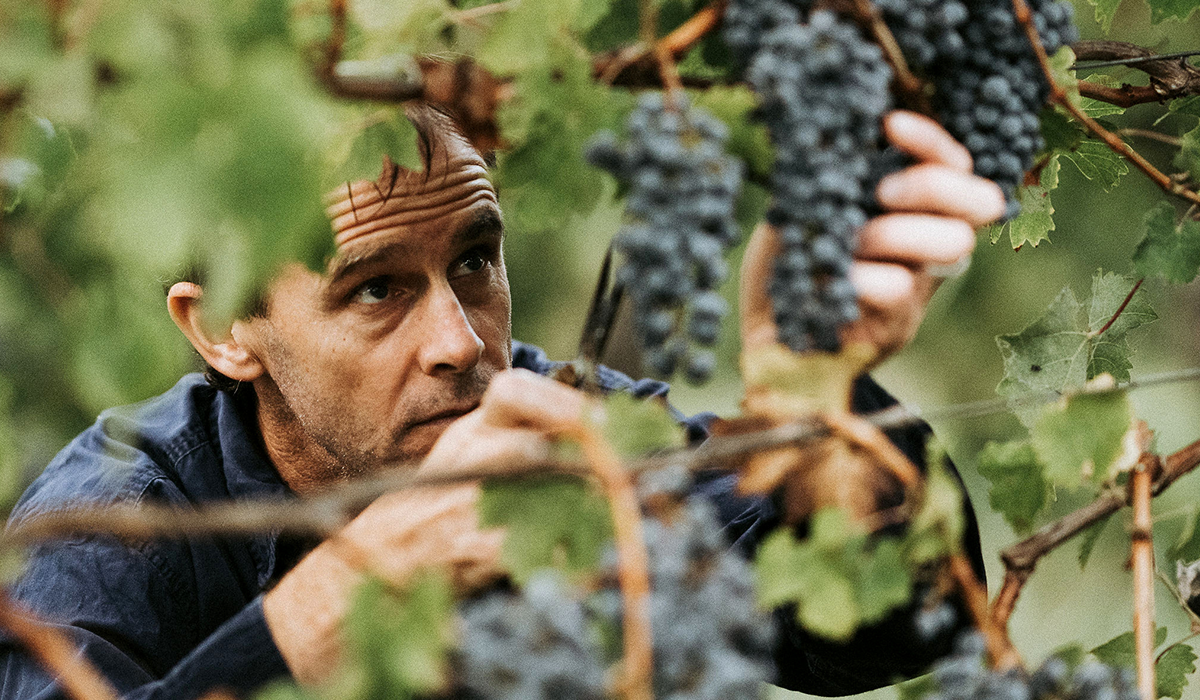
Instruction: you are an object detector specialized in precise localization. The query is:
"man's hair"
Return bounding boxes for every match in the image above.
[173,102,478,393]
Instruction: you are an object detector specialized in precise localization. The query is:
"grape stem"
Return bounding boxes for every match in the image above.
[838,0,932,115]
[1131,461,1157,700]
[0,589,122,700]
[1012,6,1200,205]
[990,439,1200,631]
[1089,278,1144,339]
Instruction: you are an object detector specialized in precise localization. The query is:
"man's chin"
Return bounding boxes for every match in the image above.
[387,418,456,465]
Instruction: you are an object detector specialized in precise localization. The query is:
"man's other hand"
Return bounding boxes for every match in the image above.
[740,110,1006,361]
[262,369,589,685]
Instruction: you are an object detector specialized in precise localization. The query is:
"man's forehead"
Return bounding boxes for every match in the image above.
[324,140,497,250]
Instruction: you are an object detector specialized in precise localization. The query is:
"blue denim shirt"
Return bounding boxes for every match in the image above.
[1,342,980,699]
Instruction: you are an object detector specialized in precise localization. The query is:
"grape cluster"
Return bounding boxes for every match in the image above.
[591,497,777,700]
[586,93,743,382]
[925,631,1140,700]
[455,573,608,700]
[742,10,894,352]
[874,0,969,68]
[919,0,1078,215]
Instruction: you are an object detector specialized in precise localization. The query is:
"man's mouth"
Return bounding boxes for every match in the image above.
[410,403,479,429]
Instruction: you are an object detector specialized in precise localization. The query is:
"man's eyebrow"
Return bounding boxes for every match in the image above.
[455,208,505,247]
[324,207,505,284]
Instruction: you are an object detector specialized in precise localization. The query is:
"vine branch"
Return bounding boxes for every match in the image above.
[596,1,726,85]
[1013,13,1200,206]
[10,370,1200,549]
[991,439,1200,630]
[1073,41,1200,108]
[949,554,1022,670]
[568,424,653,700]
[1131,460,1157,700]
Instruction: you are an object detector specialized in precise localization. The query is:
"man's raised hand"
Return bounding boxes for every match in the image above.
[740,110,1005,361]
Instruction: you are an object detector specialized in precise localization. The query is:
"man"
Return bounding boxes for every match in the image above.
[1,103,1002,699]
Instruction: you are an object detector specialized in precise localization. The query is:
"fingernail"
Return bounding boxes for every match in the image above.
[876,175,902,206]
[887,110,920,136]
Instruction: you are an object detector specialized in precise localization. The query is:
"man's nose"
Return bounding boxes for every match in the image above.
[416,282,485,375]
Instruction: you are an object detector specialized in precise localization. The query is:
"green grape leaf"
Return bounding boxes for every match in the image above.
[1088,272,1158,345]
[1178,123,1200,184]
[351,0,449,54]
[996,286,1089,407]
[600,392,685,457]
[1158,644,1198,700]
[1133,202,1200,284]
[1170,507,1200,562]
[1079,76,1129,118]
[24,53,95,127]
[479,476,613,585]
[977,440,1046,532]
[1091,627,1168,669]
[1031,388,1135,489]
[1090,629,1193,699]
[1048,48,1080,110]
[997,272,1154,422]
[1087,0,1123,33]
[324,108,423,189]
[856,538,911,622]
[342,573,455,698]
[995,156,1059,249]
[494,49,631,235]
[1040,107,1083,153]
[1169,95,1200,117]
[1061,140,1128,190]
[1145,0,1200,24]
[906,452,966,563]
[476,0,608,73]
[1087,272,1158,382]
[1078,514,1111,569]
[755,510,912,641]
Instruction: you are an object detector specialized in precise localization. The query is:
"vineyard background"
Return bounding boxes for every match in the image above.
[4,0,1200,697]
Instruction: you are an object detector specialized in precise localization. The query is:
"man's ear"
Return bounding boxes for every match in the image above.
[167,282,266,382]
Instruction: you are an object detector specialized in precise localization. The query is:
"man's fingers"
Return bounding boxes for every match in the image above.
[883,111,973,172]
[857,214,975,267]
[477,369,588,431]
[876,164,1006,226]
[849,261,919,310]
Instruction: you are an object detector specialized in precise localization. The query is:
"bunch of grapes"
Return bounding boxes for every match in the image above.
[585,93,743,383]
[924,631,1140,700]
[923,0,1078,215]
[454,572,608,700]
[589,496,777,700]
[722,0,1078,352]
[741,9,894,352]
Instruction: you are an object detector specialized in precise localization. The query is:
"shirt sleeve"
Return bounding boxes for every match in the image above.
[0,537,291,700]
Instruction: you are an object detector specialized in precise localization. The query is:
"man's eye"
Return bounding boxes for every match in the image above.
[354,278,391,304]
[452,250,488,278]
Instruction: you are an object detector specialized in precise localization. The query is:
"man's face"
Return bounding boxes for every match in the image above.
[244,132,511,489]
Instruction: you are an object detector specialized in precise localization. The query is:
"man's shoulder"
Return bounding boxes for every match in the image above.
[8,374,227,524]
